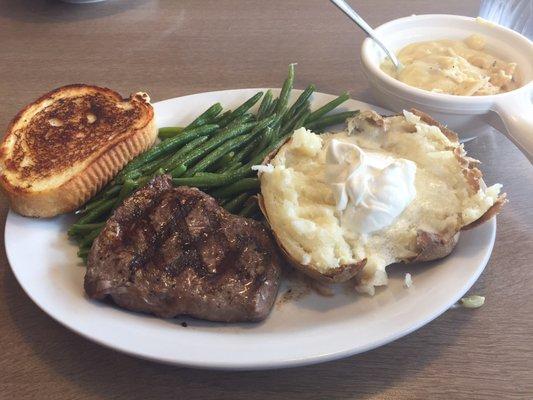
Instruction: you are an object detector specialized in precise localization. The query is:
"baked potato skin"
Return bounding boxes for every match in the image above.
[411,231,460,263]
[462,195,507,230]
[257,109,506,284]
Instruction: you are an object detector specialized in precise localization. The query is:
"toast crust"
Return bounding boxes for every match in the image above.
[0,85,157,217]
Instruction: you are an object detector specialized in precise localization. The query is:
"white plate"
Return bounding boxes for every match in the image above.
[5,89,496,370]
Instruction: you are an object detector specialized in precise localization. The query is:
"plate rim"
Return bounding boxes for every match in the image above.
[4,89,497,370]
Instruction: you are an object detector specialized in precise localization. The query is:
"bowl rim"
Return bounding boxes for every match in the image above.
[360,14,533,105]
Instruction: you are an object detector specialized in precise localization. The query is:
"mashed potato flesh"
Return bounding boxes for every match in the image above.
[380,34,519,95]
[260,111,502,294]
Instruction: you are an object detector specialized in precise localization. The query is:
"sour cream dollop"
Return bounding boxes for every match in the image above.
[324,139,417,234]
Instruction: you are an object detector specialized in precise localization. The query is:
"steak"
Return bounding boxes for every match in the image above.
[84,175,282,322]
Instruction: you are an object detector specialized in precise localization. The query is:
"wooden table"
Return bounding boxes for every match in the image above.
[1,1,531,398]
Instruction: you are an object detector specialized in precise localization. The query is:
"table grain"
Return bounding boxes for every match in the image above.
[0,1,531,399]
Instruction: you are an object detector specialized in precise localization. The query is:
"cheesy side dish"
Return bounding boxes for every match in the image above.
[380,35,520,96]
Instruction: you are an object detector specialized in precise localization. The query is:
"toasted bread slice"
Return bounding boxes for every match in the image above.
[258,109,506,292]
[0,84,157,217]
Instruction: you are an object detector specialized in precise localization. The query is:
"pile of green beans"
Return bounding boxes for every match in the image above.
[69,64,359,262]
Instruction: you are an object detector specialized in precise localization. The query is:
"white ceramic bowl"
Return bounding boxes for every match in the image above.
[361,14,533,162]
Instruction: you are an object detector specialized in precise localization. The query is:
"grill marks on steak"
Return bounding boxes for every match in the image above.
[84,175,282,322]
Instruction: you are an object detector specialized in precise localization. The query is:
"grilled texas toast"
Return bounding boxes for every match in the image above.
[0,84,157,217]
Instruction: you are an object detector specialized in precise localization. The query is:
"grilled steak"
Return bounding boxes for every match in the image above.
[84,175,282,322]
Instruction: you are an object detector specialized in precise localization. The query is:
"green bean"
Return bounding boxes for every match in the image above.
[138,166,167,182]
[123,155,170,181]
[194,172,220,177]
[81,183,120,208]
[227,113,254,128]
[281,101,309,133]
[77,247,91,257]
[78,227,103,248]
[291,108,312,132]
[270,118,282,140]
[77,197,108,215]
[173,171,244,189]
[251,211,262,220]
[283,84,315,122]
[239,200,260,218]
[117,124,219,179]
[211,152,234,172]
[76,198,115,225]
[134,156,166,174]
[173,150,266,188]
[135,176,150,187]
[210,178,259,198]
[77,181,131,230]
[223,193,249,214]
[251,114,278,135]
[217,92,263,127]
[249,127,274,159]
[68,222,106,237]
[115,179,138,207]
[158,127,184,139]
[214,110,232,123]
[266,98,278,117]
[185,131,256,176]
[100,184,121,199]
[169,164,187,178]
[306,92,350,122]
[77,246,91,263]
[305,111,359,132]
[228,136,261,166]
[281,104,311,136]
[174,134,279,189]
[160,135,209,172]
[141,154,174,175]
[259,126,275,148]
[275,63,295,116]
[226,114,278,165]
[257,90,273,120]
[219,159,243,173]
[226,162,243,172]
[248,128,295,166]
[186,103,223,129]
[121,171,142,182]
[231,93,263,117]
[176,120,257,169]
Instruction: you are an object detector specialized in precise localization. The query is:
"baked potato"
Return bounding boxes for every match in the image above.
[257,109,506,294]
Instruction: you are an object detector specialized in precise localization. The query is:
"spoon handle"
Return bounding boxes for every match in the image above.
[329,0,401,69]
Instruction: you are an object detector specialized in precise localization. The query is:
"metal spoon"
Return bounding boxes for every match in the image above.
[329,0,402,70]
